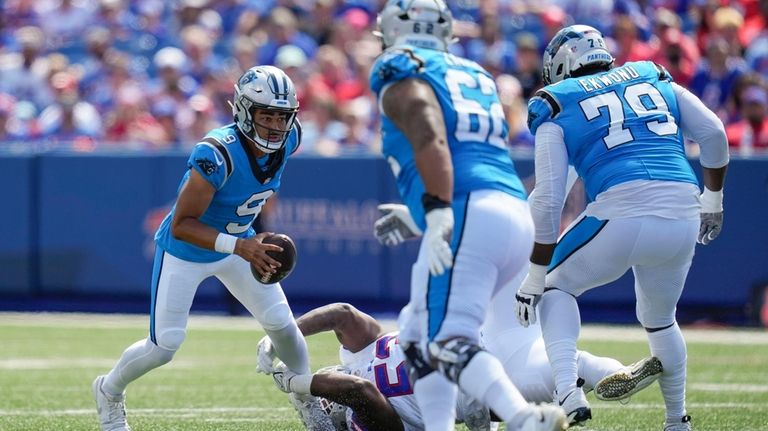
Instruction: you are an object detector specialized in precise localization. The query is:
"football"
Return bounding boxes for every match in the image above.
[251,233,297,284]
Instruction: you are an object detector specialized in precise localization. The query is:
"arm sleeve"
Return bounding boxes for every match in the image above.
[672,82,729,168]
[530,122,570,244]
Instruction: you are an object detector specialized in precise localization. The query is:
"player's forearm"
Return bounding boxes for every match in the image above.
[171,217,222,251]
[414,144,453,203]
[702,166,727,192]
[310,374,404,431]
[530,242,556,266]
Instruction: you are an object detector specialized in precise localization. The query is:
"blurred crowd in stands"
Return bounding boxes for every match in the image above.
[1,0,767,156]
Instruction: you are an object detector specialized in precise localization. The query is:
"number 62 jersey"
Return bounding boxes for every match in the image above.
[154,123,300,263]
[369,46,527,230]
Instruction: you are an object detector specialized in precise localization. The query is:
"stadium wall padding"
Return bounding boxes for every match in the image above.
[1,153,766,313]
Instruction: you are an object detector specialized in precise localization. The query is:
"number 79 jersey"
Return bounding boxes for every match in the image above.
[369,46,526,230]
[528,61,698,202]
[154,123,300,263]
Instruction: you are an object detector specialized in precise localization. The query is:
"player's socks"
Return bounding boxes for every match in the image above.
[458,350,529,423]
[540,289,581,397]
[646,322,687,421]
[265,323,310,374]
[414,371,458,431]
[576,350,624,392]
[103,338,174,395]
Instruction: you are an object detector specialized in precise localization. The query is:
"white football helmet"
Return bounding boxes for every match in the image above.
[232,65,298,153]
[375,0,454,51]
[542,25,614,85]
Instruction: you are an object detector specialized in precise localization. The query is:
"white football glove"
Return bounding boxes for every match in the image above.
[515,263,547,327]
[423,207,454,276]
[698,187,724,245]
[256,335,277,374]
[374,203,422,246]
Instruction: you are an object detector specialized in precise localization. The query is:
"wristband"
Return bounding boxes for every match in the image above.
[289,374,314,395]
[214,233,238,254]
[422,193,451,213]
[700,187,723,213]
[528,263,548,285]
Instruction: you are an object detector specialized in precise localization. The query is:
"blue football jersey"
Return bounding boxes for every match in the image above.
[155,122,301,263]
[369,46,527,230]
[528,61,698,202]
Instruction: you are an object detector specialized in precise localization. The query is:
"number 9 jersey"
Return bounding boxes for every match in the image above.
[369,46,527,230]
[154,122,301,263]
[528,61,699,202]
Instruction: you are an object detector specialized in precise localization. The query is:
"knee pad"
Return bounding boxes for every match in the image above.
[403,342,435,382]
[143,338,176,367]
[428,338,482,383]
[156,328,186,352]
[260,302,293,331]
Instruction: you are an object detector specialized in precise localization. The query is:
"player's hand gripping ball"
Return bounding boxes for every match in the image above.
[251,233,297,284]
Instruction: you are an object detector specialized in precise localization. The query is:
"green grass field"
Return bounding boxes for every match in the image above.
[1,313,767,431]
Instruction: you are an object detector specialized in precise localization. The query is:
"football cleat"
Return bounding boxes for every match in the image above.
[594,356,664,401]
[555,387,591,426]
[515,404,569,431]
[92,375,132,431]
[664,415,693,431]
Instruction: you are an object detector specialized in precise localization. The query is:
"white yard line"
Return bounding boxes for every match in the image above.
[1,312,767,345]
[691,383,768,393]
[0,407,292,416]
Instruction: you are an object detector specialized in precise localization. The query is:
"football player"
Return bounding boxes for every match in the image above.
[368,1,562,429]
[260,300,659,431]
[513,25,729,430]
[92,66,315,431]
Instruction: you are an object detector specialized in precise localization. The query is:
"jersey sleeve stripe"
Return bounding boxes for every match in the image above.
[535,89,562,118]
[201,137,233,183]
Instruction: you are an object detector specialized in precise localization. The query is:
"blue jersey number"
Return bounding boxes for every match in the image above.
[579,82,678,149]
[226,189,274,234]
[445,69,507,148]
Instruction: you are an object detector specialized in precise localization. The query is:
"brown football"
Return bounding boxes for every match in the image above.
[251,233,297,284]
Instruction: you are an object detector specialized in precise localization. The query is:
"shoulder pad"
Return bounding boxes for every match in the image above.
[289,119,302,155]
[527,89,560,135]
[188,138,231,189]
[369,47,426,93]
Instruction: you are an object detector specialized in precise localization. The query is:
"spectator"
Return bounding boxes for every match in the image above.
[178,93,219,147]
[496,74,534,148]
[512,32,543,99]
[258,7,317,66]
[104,83,167,148]
[38,71,102,144]
[651,8,700,86]
[611,15,656,66]
[37,0,94,50]
[690,37,747,122]
[0,26,53,110]
[726,85,768,154]
[711,7,744,58]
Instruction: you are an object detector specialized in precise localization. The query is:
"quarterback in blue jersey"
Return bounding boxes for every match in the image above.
[368,2,566,431]
[514,26,729,430]
[93,66,315,431]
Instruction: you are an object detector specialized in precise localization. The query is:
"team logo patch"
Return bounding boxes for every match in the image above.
[196,158,217,175]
